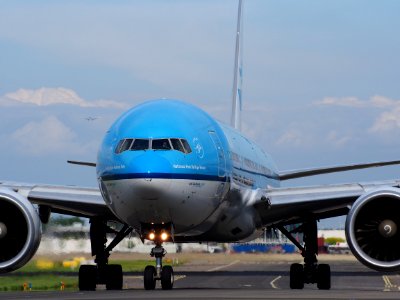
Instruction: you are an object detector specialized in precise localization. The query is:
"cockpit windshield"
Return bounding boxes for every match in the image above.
[152,139,172,150]
[170,138,185,152]
[131,139,149,151]
[115,138,191,154]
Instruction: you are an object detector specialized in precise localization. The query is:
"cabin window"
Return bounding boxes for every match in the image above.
[152,139,172,150]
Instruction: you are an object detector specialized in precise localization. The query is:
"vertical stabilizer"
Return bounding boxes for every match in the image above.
[230,0,243,131]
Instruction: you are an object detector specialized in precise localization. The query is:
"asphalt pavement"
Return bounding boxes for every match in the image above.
[1,258,399,300]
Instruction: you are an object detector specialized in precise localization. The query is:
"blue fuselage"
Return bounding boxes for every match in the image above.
[97,99,280,241]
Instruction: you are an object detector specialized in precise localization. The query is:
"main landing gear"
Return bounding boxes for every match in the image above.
[278,220,331,290]
[78,218,132,291]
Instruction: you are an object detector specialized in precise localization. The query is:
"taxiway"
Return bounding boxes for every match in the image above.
[1,257,399,300]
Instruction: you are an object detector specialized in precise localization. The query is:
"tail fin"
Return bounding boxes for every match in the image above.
[230,0,244,131]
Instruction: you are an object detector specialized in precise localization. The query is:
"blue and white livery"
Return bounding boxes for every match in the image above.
[97,99,279,241]
[1,0,400,292]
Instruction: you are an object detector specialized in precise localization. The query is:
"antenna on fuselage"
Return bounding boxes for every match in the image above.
[230,0,243,131]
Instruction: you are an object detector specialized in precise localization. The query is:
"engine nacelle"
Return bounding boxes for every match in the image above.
[346,188,400,272]
[0,188,41,273]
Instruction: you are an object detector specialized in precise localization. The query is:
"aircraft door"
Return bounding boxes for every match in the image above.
[208,131,226,177]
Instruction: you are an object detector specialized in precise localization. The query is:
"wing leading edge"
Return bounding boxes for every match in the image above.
[67,160,97,167]
[278,160,400,180]
[0,181,115,219]
[254,179,400,227]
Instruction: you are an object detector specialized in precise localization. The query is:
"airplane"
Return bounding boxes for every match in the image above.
[85,117,99,121]
[1,0,400,291]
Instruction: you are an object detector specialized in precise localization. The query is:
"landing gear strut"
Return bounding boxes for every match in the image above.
[278,220,331,290]
[144,242,174,290]
[79,218,132,291]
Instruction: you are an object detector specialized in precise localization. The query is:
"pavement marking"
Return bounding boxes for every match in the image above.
[398,275,400,291]
[207,260,240,272]
[125,276,143,280]
[175,275,186,281]
[382,275,397,291]
[270,275,282,289]
[127,275,186,281]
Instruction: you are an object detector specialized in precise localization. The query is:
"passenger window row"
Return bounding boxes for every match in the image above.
[115,138,192,154]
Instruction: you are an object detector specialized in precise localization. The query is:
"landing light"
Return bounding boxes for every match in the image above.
[161,232,168,241]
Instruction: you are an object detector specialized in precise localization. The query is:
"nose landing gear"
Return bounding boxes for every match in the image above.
[144,242,174,290]
[143,225,175,290]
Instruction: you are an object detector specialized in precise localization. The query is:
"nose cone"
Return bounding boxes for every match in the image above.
[133,178,167,200]
[101,151,175,226]
[124,151,172,174]
[122,152,173,200]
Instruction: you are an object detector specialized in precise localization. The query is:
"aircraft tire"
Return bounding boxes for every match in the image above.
[161,265,174,290]
[290,263,304,289]
[79,265,97,291]
[144,265,156,290]
[106,264,123,290]
[317,264,331,290]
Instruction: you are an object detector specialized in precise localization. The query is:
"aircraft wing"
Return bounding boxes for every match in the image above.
[254,179,400,226]
[0,181,115,219]
[278,159,400,180]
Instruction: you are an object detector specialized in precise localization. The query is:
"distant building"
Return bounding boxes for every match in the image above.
[318,230,346,241]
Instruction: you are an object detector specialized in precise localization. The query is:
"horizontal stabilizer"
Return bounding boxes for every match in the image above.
[278,160,400,181]
[67,160,96,167]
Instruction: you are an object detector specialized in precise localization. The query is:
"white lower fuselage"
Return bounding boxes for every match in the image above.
[104,178,229,235]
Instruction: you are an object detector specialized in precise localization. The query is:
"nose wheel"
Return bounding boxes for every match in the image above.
[144,242,174,290]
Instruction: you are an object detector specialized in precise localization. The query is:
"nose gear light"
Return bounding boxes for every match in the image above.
[161,232,168,241]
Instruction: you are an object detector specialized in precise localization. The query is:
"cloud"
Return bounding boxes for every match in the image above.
[326,130,351,147]
[315,95,400,108]
[369,106,400,133]
[369,95,399,108]
[316,96,364,107]
[1,87,128,109]
[11,116,93,155]
[275,129,312,147]
[315,95,400,135]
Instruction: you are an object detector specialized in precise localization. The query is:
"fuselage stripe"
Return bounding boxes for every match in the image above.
[100,173,228,182]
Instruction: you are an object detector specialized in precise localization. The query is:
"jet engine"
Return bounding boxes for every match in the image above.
[345,188,400,272]
[0,188,41,273]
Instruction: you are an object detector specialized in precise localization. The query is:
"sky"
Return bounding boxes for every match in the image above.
[1,0,400,228]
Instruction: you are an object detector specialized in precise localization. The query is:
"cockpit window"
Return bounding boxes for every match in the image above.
[170,138,185,153]
[115,139,125,154]
[152,139,172,150]
[115,138,191,154]
[131,139,149,150]
[180,139,192,154]
[115,138,133,154]
[121,139,133,152]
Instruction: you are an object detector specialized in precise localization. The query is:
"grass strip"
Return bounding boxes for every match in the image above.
[0,275,77,291]
[13,259,182,273]
[0,258,184,291]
